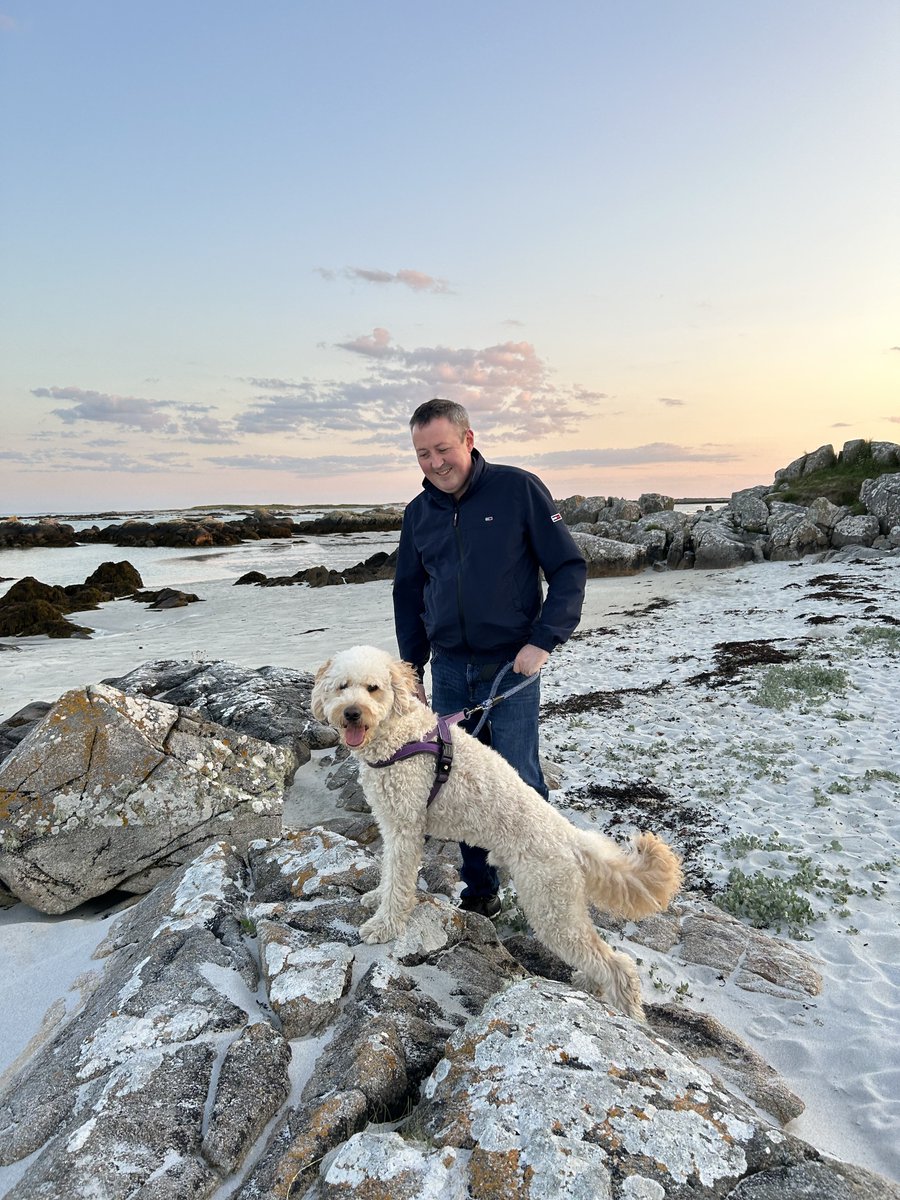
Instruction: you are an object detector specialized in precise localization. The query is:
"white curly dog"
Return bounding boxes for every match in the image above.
[311,645,682,1020]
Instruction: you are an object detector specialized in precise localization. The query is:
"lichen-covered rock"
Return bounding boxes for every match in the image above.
[409,978,893,1200]
[729,487,770,534]
[570,531,647,577]
[105,657,337,755]
[0,684,292,912]
[831,514,881,548]
[860,472,900,532]
[258,919,355,1036]
[692,521,755,570]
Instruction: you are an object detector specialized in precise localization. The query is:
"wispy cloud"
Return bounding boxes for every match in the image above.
[886,415,900,424]
[205,451,406,476]
[0,443,193,473]
[238,329,597,443]
[316,267,450,294]
[658,397,686,407]
[0,14,16,32]
[31,385,238,442]
[515,444,740,470]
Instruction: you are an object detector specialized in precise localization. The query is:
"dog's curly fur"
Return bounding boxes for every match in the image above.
[311,645,682,1020]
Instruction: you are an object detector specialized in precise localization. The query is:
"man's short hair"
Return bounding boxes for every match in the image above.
[409,398,470,433]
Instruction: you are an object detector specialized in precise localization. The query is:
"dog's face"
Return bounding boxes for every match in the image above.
[310,645,420,749]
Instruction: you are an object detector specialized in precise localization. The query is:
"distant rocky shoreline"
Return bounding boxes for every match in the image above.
[2,439,899,640]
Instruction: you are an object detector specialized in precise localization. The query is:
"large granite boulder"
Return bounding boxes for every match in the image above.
[766,504,829,561]
[691,520,756,570]
[0,684,294,912]
[569,531,647,577]
[729,487,770,534]
[831,514,881,548]
[860,472,900,532]
[104,657,337,759]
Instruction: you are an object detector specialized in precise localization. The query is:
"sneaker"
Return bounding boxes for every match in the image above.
[459,893,501,919]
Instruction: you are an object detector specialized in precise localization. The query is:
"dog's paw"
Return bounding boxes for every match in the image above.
[359,888,382,910]
[359,914,404,944]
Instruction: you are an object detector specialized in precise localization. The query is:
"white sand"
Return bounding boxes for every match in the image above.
[1,550,898,1182]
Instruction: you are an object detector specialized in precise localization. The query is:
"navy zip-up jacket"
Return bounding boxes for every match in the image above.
[393,449,587,678]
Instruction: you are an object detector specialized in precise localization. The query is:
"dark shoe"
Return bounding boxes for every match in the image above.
[459,893,501,918]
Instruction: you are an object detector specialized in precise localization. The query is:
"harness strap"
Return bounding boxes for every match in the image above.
[367,663,541,804]
[369,711,466,806]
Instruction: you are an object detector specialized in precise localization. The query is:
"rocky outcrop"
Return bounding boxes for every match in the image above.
[236,549,398,588]
[102,657,337,761]
[0,563,145,638]
[1,830,895,1200]
[0,518,79,549]
[0,683,294,912]
[860,472,900,533]
[566,440,900,575]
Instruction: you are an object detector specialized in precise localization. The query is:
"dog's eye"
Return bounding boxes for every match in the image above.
[367,684,380,693]
[337,682,348,691]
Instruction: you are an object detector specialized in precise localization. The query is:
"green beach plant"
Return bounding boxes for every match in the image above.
[752,663,850,711]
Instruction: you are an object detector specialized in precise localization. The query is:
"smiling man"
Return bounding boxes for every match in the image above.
[392,398,587,916]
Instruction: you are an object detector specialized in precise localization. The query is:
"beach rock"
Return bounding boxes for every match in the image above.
[83,559,143,596]
[0,518,78,549]
[692,520,755,569]
[860,472,900,532]
[132,586,203,609]
[558,494,607,525]
[0,700,52,762]
[831,514,881,548]
[0,564,145,640]
[730,486,771,534]
[766,505,829,560]
[105,657,337,758]
[839,438,869,466]
[0,684,293,912]
[408,977,893,1200]
[801,443,838,475]
[869,441,900,467]
[1,830,894,1200]
[570,531,647,577]
[638,492,674,516]
[807,496,849,531]
[0,596,93,638]
[288,506,404,535]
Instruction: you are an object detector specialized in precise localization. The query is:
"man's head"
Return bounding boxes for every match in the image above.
[409,399,475,499]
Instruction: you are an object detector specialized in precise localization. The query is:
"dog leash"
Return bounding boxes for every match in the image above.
[368,662,541,805]
[457,661,541,739]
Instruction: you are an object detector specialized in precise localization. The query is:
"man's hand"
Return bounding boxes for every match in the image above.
[513,644,549,677]
[414,682,428,704]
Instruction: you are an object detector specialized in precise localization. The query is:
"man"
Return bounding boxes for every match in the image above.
[393,398,587,916]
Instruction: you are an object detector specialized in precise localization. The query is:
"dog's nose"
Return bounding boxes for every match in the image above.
[343,705,362,723]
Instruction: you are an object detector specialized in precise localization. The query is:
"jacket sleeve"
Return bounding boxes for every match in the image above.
[522,476,587,652]
[392,506,431,679]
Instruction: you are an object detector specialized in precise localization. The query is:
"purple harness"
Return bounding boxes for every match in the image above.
[369,710,466,806]
[367,663,540,806]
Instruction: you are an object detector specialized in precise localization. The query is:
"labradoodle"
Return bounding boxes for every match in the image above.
[311,645,682,1020]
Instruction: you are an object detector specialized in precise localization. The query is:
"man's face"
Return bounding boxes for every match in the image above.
[411,417,475,499]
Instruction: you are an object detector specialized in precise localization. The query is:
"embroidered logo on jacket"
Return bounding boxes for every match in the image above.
[484,516,494,522]
[551,512,563,522]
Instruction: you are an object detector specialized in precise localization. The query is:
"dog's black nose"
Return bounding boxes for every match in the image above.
[343,705,362,723]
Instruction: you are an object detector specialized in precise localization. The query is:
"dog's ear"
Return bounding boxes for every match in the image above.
[310,659,332,721]
[389,658,420,716]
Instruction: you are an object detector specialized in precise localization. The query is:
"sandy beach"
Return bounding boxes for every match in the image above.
[1,543,898,1185]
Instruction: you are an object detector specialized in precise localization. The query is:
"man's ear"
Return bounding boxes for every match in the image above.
[389,658,420,716]
[310,659,332,721]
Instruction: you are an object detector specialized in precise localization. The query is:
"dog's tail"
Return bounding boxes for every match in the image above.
[575,829,682,921]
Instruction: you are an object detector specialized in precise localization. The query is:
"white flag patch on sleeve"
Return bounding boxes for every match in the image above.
[551,512,563,522]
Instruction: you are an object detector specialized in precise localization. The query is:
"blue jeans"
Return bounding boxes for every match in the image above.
[429,650,547,899]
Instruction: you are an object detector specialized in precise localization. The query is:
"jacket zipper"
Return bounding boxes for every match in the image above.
[453,506,471,654]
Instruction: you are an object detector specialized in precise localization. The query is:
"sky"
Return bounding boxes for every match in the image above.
[1,1,898,514]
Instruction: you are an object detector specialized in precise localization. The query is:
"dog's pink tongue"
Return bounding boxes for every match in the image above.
[344,725,366,748]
